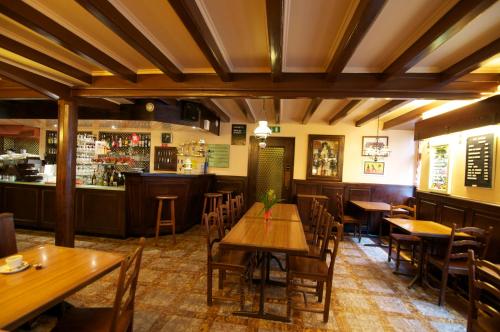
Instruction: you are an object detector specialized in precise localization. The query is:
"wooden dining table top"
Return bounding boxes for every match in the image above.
[221,203,308,254]
[384,218,471,238]
[350,200,394,212]
[0,244,123,330]
[243,202,301,221]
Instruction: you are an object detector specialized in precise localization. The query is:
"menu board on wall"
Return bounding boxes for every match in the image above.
[465,133,494,188]
[429,144,450,193]
[207,144,230,168]
[231,124,246,145]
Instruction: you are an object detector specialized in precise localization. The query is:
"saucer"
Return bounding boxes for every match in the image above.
[0,261,30,274]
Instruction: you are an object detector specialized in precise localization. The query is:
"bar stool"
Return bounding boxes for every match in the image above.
[219,190,233,228]
[201,193,222,227]
[155,195,178,245]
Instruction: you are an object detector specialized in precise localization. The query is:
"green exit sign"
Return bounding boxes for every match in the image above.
[270,126,280,133]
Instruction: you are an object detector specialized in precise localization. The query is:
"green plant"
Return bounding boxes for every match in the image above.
[259,189,284,218]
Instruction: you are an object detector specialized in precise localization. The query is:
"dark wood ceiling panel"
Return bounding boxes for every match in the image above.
[355,100,408,126]
[328,99,361,125]
[0,34,92,84]
[71,73,496,100]
[0,61,70,99]
[266,0,284,82]
[439,37,500,85]
[0,1,137,82]
[326,0,386,81]
[273,98,281,123]
[199,99,230,122]
[168,0,232,81]
[75,0,184,82]
[382,0,496,80]
[234,99,255,123]
[302,98,323,124]
[382,101,447,130]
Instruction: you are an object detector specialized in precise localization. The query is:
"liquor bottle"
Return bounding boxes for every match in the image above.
[118,137,122,148]
[91,171,96,185]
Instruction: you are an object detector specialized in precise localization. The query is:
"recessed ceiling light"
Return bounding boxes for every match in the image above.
[111,125,117,129]
[53,124,57,128]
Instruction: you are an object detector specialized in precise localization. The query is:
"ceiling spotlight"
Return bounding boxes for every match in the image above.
[111,125,117,130]
[145,102,155,112]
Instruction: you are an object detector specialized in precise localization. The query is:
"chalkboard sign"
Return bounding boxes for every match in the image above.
[465,133,494,188]
[208,144,230,168]
[231,124,246,145]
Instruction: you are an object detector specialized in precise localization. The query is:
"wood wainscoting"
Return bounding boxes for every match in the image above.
[416,191,500,262]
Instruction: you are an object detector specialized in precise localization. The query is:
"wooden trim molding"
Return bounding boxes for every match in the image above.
[355,100,408,127]
[329,100,361,125]
[382,101,447,130]
[302,98,323,124]
[266,0,284,82]
[234,99,256,123]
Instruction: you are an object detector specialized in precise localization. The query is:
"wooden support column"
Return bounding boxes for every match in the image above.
[55,99,77,247]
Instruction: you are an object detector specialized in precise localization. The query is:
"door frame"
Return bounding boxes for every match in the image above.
[247,136,295,205]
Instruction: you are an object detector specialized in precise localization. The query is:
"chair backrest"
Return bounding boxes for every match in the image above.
[327,221,342,278]
[467,250,500,330]
[318,211,333,259]
[110,237,145,332]
[445,224,493,266]
[335,193,346,222]
[308,199,319,224]
[230,198,239,227]
[0,213,17,258]
[390,204,416,220]
[204,209,224,260]
[312,204,325,245]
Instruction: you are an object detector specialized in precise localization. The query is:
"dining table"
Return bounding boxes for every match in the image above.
[220,202,309,322]
[0,244,123,330]
[384,217,470,288]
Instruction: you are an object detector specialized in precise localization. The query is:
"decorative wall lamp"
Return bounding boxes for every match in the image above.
[253,99,272,148]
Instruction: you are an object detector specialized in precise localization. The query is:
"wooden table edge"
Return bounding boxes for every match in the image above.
[219,242,309,255]
[3,251,123,331]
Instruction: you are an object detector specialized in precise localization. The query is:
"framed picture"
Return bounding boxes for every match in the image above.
[362,136,389,156]
[364,161,384,175]
[306,135,345,181]
[429,144,450,193]
[161,132,172,144]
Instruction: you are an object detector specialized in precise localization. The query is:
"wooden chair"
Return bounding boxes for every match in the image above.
[52,238,146,332]
[425,223,493,306]
[286,216,342,323]
[204,210,253,310]
[229,198,240,227]
[467,250,500,332]
[201,193,222,227]
[0,213,17,258]
[305,202,323,245]
[155,195,177,245]
[387,204,420,272]
[303,199,319,234]
[335,193,361,242]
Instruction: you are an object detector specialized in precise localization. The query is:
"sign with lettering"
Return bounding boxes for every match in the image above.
[465,133,494,188]
[231,124,246,145]
[429,144,450,193]
[208,144,230,168]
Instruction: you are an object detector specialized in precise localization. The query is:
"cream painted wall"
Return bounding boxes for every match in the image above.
[418,124,500,204]
[37,121,416,185]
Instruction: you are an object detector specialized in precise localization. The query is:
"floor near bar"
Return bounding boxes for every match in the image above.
[14,228,468,332]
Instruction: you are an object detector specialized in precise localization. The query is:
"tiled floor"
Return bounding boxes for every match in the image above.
[13,228,468,331]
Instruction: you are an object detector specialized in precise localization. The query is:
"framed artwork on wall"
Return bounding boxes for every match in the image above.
[362,136,389,156]
[364,161,384,175]
[429,144,450,193]
[306,135,345,181]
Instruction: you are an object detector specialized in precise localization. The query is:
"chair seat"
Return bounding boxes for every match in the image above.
[289,255,328,278]
[52,307,129,332]
[427,256,468,274]
[205,193,222,198]
[213,249,251,269]
[474,315,500,332]
[390,233,420,243]
[343,214,360,224]
[156,195,178,200]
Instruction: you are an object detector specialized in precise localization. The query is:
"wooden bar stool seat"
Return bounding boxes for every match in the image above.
[155,195,178,245]
[201,193,222,227]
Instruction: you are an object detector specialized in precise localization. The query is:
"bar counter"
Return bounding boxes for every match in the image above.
[0,173,215,237]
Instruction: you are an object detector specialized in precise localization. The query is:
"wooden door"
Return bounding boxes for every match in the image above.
[247,137,295,204]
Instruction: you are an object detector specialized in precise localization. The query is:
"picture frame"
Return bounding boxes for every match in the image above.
[306,135,344,181]
[364,161,384,175]
[362,136,389,157]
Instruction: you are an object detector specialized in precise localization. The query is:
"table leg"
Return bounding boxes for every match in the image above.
[408,239,426,289]
[364,212,388,247]
[233,251,290,322]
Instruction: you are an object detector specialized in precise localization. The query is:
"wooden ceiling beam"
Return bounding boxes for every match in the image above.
[0,34,92,85]
[75,0,183,82]
[326,0,386,81]
[382,0,496,80]
[168,0,232,82]
[199,99,230,122]
[0,61,70,100]
[234,99,256,123]
[355,100,408,127]
[273,98,281,123]
[302,98,323,124]
[266,0,284,82]
[328,100,361,125]
[439,37,500,85]
[382,101,447,130]
[0,1,137,82]
[74,97,120,110]
[71,73,496,99]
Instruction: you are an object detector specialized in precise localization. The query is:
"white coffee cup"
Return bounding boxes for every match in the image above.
[5,255,23,269]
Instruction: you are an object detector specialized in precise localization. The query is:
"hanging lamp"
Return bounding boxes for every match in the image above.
[364,116,391,161]
[253,99,272,148]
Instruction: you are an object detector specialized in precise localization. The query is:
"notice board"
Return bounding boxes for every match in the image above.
[465,133,494,188]
[208,144,230,168]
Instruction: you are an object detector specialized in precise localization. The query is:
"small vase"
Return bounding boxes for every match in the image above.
[263,209,272,222]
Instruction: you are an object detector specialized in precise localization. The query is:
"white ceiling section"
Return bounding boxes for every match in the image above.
[283,0,357,72]
[196,0,269,72]
[345,0,458,72]
[280,99,310,123]
[308,99,346,123]
[210,99,246,123]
